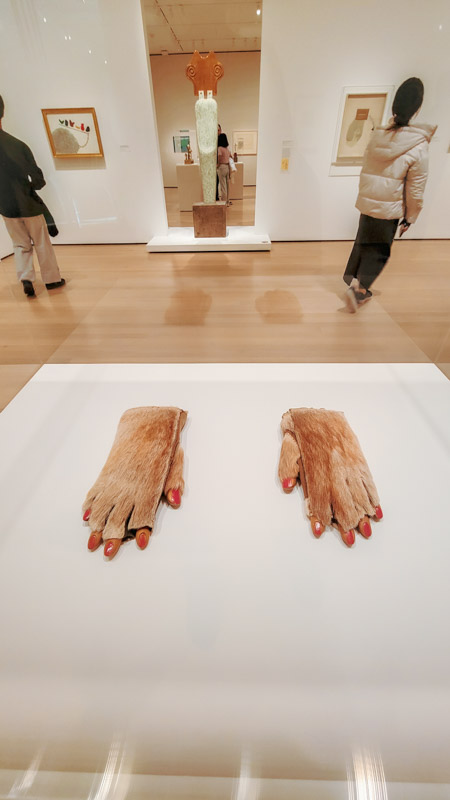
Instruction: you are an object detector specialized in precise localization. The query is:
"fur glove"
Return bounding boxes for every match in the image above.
[279,408,382,544]
[83,406,187,543]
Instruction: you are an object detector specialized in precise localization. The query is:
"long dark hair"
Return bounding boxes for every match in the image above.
[218,132,229,147]
[387,77,424,130]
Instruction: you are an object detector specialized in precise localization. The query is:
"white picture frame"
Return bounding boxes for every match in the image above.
[232,130,258,156]
[330,85,394,175]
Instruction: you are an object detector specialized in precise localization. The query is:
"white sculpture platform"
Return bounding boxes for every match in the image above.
[147,225,271,252]
[0,363,449,795]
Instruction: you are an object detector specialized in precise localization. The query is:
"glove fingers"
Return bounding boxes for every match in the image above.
[347,468,376,519]
[278,431,300,487]
[166,488,182,507]
[136,527,151,550]
[310,515,324,538]
[88,490,116,534]
[360,464,380,509]
[102,497,134,541]
[333,522,356,548]
[357,516,372,539]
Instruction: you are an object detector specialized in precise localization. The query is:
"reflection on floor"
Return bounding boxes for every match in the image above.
[0,238,449,408]
[165,185,256,228]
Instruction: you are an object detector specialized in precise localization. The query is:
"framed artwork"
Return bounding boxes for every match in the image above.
[232,130,258,156]
[41,108,104,158]
[331,86,394,167]
[173,132,191,153]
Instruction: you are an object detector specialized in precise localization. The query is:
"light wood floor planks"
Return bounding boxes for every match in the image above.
[0,204,449,409]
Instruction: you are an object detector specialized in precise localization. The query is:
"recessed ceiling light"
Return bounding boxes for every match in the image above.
[256,7,261,15]
[43,16,47,22]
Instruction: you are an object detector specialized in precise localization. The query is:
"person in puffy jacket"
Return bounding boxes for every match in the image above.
[343,77,436,312]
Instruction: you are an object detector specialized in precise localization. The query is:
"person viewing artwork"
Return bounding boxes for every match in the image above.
[0,95,65,298]
[217,131,232,205]
[343,77,436,312]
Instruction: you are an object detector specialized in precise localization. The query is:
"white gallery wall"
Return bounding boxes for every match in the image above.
[0,0,166,255]
[151,52,261,188]
[255,0,450,240]
[1,0,449,250]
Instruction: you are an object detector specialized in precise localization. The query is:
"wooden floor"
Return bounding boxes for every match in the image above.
[0,202,449,409]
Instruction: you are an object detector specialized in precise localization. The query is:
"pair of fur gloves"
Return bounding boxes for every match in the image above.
[83,406,382,557]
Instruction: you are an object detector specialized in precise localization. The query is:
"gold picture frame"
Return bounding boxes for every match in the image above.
[41,107,104,158]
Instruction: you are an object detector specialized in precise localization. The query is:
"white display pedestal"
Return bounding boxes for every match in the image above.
[147,225,271,252]
[0,363,450,787]
[176,163,203,211]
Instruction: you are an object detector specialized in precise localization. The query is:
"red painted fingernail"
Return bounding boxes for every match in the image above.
[138,532,147,549]
[313,522,322,538]
[282,478,291,489]
[363,522,372,537]
[375,506,383,519]
[171,489,181,505]
[83,508,91,521]
[104,541,115,556]
[345,530,355,547]
[88,534,97,550]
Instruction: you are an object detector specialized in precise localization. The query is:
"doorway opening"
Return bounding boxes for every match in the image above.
[142,0,262,238]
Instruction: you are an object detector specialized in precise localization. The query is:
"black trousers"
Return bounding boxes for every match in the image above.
[343,214,399,291]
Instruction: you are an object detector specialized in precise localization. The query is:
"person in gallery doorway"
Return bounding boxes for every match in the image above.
[343,77,436,313]
[0,95,65,298]
[217,132,232,206]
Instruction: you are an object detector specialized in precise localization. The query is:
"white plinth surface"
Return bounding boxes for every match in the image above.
[147,225,271,252]
[176,163,203,211]
[0,364,450,789]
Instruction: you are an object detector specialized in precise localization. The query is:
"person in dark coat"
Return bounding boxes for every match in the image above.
[0,95,65,297]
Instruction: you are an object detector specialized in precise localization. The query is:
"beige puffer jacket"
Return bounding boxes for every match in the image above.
[356,123,437,223]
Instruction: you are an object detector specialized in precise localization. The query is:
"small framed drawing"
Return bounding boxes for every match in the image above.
[331,86,394,170]
[173,132,191,153]
[232,130,258,156]
[42,108,104,158]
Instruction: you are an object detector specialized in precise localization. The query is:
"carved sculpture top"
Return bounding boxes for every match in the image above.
[186,50,224,96]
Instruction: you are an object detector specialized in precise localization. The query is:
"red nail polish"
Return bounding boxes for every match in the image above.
[363,522,372,537]
[83,509,91,521]
[375,506,383,519]
[282,478,292,489]
[171,489,181,505]
[88,534,97,550]
[345,530,355,547]
[138,532,147,549]
[313,522,322,537]
[105,541,115,556]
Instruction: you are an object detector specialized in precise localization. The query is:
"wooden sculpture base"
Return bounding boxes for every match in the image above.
[193,202,227,238]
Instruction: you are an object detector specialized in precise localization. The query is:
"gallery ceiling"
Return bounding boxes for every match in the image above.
[142,0,262,55]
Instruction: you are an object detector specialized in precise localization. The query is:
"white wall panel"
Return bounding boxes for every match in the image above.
[0,0,167,244]
[255,0,450,240]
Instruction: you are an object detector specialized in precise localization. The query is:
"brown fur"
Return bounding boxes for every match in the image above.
[83,407,187,540]
[280,409,380,531]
